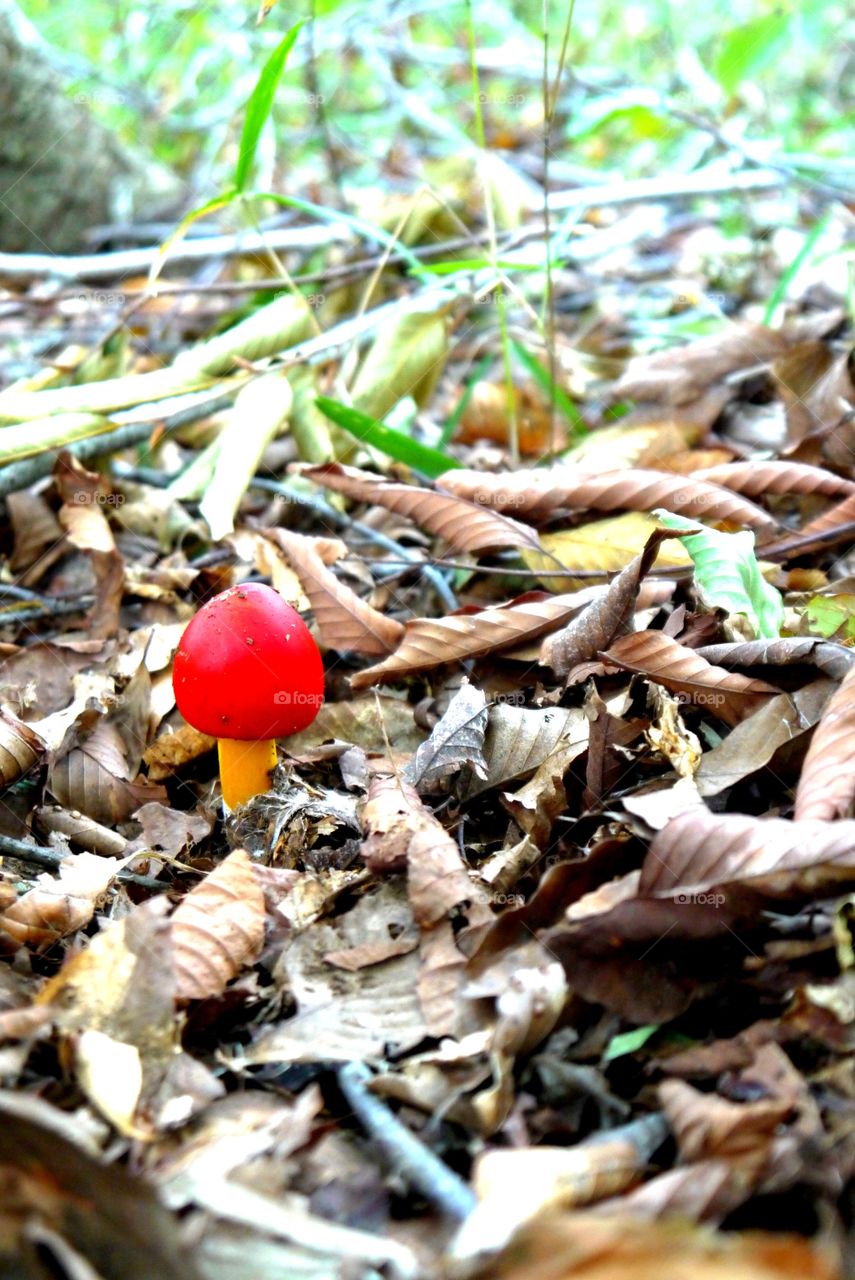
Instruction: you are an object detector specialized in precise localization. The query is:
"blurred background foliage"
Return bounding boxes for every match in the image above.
[17,0,855,209]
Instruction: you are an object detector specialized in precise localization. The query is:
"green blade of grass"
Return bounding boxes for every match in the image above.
[316,397,461,478]
[438,353,493,449]
[510,337,588,437]
[424,259,540,275]
[234,22,304,194]
[764,213,830,327]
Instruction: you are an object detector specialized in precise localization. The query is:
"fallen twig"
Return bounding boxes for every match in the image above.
[338,1060,477,1222]
[0,835,173,893]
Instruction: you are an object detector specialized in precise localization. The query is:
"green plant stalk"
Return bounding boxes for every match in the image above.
[764,212,830,327]
[465,0,518,465]
[510,338,587,438]
[541,0,578,458]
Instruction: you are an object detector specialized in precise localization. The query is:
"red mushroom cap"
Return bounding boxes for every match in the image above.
[172,583,324,740]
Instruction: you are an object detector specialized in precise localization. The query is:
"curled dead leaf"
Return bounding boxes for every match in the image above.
[268,528,404,655]
[171,848,266,1001]
[351,590,601,691]
[301,461,542,553]
[439,466,776,531]
[602,631,780,727]
[0,707,45,788]
[794,662,855,821]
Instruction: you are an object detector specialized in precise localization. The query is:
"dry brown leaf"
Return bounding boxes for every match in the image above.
[49,720,167,826]
[693,459,855,499]
[268,527,404,656]
[642,807,855,900]
[597,1152,790,1230]
[246,881,428,1064]
[602,631,780,727]
[475,1209,840,1280]
[350,590,598,691]
[404,679,488,791]
[541,528,682,679]
[439,467,775,530]
[454,379,567,454]
[286,694,426,757]
[659,1078,790,1164]
[0,1092,203,1279]
[794,662,855,821]
[467,704,589,799]
[613,323,790,405]
[695,637,855,682]
[0,852,123,953]
[501,730,589,847]
[143,723,216,780]
[696,681,834,798]
[360,773,491,928]
[769,492,855,558]
[301,461,542,552]
[0,707,45,788]
[454,1137,658,1261]
[55,458,125,641]
[6,490,64,578]
[171,849,265,1001]
[34,804,128,856]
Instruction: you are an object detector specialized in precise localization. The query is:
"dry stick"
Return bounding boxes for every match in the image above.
[0,834,170,893]
[338,1061,477,1222]
[0,392,235,499]
[0,168,786,285]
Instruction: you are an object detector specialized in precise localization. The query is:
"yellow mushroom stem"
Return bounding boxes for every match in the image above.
[217,737,278,809]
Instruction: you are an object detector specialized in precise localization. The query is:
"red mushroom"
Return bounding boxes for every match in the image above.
[172,582,324,809]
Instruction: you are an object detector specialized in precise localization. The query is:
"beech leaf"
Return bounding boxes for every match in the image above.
[404,680,488,790]
[301,462,541,553]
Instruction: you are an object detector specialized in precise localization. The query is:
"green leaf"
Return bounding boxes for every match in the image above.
[316,398,461,478]
[804,595,855,642]
[604,1024,660,1062]
[653,511,784,639]
[714,11,792,96]
[510,338,588,438]
[234,22,304,194]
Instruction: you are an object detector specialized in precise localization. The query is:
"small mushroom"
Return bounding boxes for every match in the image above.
[172,583,324,809]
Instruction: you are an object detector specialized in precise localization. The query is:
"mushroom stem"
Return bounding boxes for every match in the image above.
[217,737,278,809]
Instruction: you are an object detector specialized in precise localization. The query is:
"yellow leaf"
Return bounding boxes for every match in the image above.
[521,512,692,589]
[561,420,696,471]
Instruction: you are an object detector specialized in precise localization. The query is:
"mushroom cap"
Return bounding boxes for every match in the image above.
[172,583,324,740]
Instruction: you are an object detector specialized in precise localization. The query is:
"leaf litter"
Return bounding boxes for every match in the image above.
[0,123,854,1280]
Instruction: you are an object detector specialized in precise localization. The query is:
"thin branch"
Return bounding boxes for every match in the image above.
[338,1061,476,1222]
